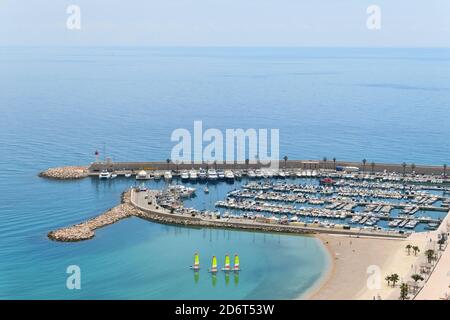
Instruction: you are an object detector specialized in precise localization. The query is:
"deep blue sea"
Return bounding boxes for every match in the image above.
[0,47,449,299]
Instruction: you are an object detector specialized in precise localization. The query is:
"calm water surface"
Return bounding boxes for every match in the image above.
[0,47,449,299]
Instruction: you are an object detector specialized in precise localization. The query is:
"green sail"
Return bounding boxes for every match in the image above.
[194,253,199,267]
[224,254,230,269]
[211,256,217,269]
[234,254,240,270]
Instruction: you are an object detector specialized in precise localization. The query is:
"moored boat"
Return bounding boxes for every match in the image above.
[99,170,111,179]
[181,170,189,181]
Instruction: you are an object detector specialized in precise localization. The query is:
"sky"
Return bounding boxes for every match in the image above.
[0,0,449,47]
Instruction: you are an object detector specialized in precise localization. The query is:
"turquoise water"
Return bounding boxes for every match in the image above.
[1,47,449,299]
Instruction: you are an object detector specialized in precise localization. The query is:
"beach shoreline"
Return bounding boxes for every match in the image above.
[296,235,334,300]
[306,234,409,300]
[305,211,449,300]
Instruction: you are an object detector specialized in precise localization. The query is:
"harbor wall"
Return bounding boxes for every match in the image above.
[88,160,447,175]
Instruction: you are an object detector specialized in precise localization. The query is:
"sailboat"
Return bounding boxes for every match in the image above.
[221,254,231,272]
[233,254,240,272]
[190,252,200,270]
[209,256,218,273]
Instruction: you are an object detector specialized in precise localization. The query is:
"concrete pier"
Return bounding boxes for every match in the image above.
[88,160,449,175]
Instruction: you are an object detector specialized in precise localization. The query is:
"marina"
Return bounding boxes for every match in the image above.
[42,160,450,236]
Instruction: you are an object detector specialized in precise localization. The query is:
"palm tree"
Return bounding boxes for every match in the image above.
[362,159,367,172]
[213,160,217,170]
[411,274,424,283]
[371,162,375,173]
[425,249,435,264]
[323,157,327,169]
[283,155,288,169]
[385,275,392,287]
[410,274,424,294]
[399,283,409,300]
[438,237,445,251]
[391,273,400,287]
[444,164,447,178]
[166,158,171,170]
[245,158,249,170]
[333,157,337,170]
[402,162,407,176]
[405,244,412,255]
[412,246,420,256]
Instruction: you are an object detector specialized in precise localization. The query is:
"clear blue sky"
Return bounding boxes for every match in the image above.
[1,0,449,46]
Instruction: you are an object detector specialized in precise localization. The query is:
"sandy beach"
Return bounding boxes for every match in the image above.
[307,212,449,300]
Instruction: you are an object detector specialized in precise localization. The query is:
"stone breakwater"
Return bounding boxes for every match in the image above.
[39,166,89,180]
[48,192,136,241]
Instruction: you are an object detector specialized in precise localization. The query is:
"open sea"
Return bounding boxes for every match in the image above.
[0,47,449,299]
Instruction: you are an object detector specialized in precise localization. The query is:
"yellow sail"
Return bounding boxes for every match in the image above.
[212,256,217,269]
[194,253,199,265]
[193,252,200,269]
[234,254,240,270]
[224,254,230,270]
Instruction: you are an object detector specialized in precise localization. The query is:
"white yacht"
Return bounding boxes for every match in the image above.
[99,170,111,179]
[110,173,117,179]
[164,171,173,181]
[225,170,235,181]
[136,170,149,180]
[181,170,189,181]
[153,171,162,180]
[189,169,198,181]
[247,170,256,178]
[124,173,132,178]
[199,168,207,180]
[207,169,218,180]
[217,170,225,180]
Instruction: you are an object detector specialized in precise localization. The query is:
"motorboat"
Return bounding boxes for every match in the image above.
[207,169,218,180]
[217,170,225,180]
[189,169,198,181]
[99,170,111,179]
[225,170,235,181]
[199,168,207,180]
[136,170,149,180]
[181,170,189,181]
[164,171,173,181]
[153,171,162,180]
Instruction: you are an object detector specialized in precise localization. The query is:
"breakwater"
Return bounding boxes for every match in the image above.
[48,192,135,241]
[39,166,89,180]
[39,160,450,180]
[88,160,448,175]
